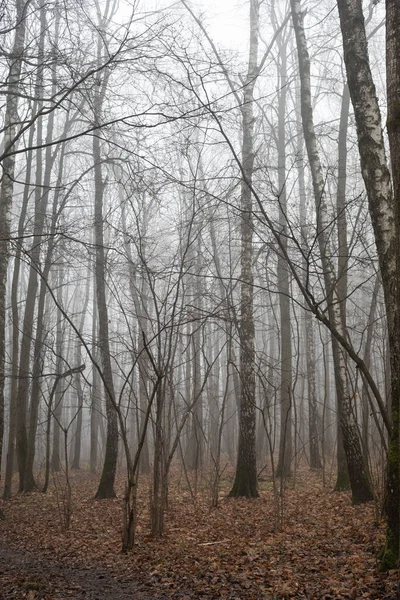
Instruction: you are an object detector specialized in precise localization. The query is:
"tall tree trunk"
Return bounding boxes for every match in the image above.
[295,101,322,471]
[291,0,372,504]
[90,275,100,474]
[93,88,118,499]
[71,275,90,470]
[336,0,397,562]
[275,29,293,478]
[333,84,352,490]
[92,1,118,498]
[187,234,203,472]
[0,0,28,484]
[15,1,49,490]
[361,275,380,463]
[23,18,61,490]
[93,131,118,499]
[207,322,219,464]
[384,0,400,570]
[51,262,65,473]
[3,95,37,499]
[229,0,259,498]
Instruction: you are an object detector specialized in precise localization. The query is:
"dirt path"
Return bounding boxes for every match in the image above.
[0,541,166,600]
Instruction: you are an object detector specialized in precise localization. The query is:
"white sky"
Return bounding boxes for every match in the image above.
[189,0,249,49]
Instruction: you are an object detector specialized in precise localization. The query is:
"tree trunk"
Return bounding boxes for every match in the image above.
[90,273,100,473]
[207,323,219,464]
[0,0,28,485]
[3,84,37,499]
[336,0,397,562]
[93,129,118,499]
[291,0,372,504]
[23,20,61,489]
[384,0,400,570]
[71,275,90,470]
[92,4,118,498]
[51,263,65,473]
[275,29,292,478]
[186,234,203,473]
[229,0,259,498]
[361,275,380,463]
[333,83,352,490]
[15,1,50,490]
[295,51,322,472]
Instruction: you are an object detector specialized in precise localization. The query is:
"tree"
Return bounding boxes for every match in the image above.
[274,20,293,479]
[336,0,398,564]
[228,0,260,498]
[0,0,28,484]
[384,0,400,570]
[92,80,119,498]
[290,0,372,504]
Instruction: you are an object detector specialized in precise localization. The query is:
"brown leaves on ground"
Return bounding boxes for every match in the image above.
[0,468,398,599]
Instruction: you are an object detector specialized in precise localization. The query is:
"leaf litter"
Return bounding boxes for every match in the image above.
[0,468,398,599]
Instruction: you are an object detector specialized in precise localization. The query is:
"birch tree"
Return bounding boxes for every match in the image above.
[336,0,398,566]
[291,0,372,504]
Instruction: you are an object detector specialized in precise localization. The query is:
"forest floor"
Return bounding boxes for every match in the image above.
[0,467,399,599]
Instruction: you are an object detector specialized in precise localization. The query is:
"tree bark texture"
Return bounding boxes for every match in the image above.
[384,0,400,570]
[336,0,398,563]
[291,0,372,504]
[334,84,352,490]
[0,0,28,483]
[229,0,259,498]
[15,1,49,490]
[93,131,118,498]
[296,89,322,471]
[275,30,293,479]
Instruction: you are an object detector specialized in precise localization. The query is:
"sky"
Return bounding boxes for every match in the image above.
[188,0,249,49]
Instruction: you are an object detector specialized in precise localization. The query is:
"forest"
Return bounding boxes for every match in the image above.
[0,0,399,597]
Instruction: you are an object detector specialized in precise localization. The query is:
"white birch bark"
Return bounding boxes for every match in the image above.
[337,0,398,561]
[291,0,372,503]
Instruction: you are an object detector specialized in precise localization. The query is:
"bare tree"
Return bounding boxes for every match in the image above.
[228,0,260,498]
[384,0,400,570]
[336,0,398,564]
[0,0,29,484]
[274,19,293,479]
[290,0,372,503]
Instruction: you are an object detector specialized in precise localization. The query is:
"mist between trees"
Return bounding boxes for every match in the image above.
[0,0,399,569]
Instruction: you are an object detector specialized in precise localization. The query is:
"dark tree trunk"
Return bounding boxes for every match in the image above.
[16,1,49,490]
[93,92,118,499]
[0,0,27,484]
[384,0,400,570]
[71,275,90,470]
[51,263,65,474]
[90,276,100,473]
[275,29,293,479]
[3,73,36,499]
[229,0,259,499]
[23,19,61,489]
[93,141,118,499]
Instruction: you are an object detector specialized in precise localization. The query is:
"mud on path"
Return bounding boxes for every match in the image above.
[0,541,166,600]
